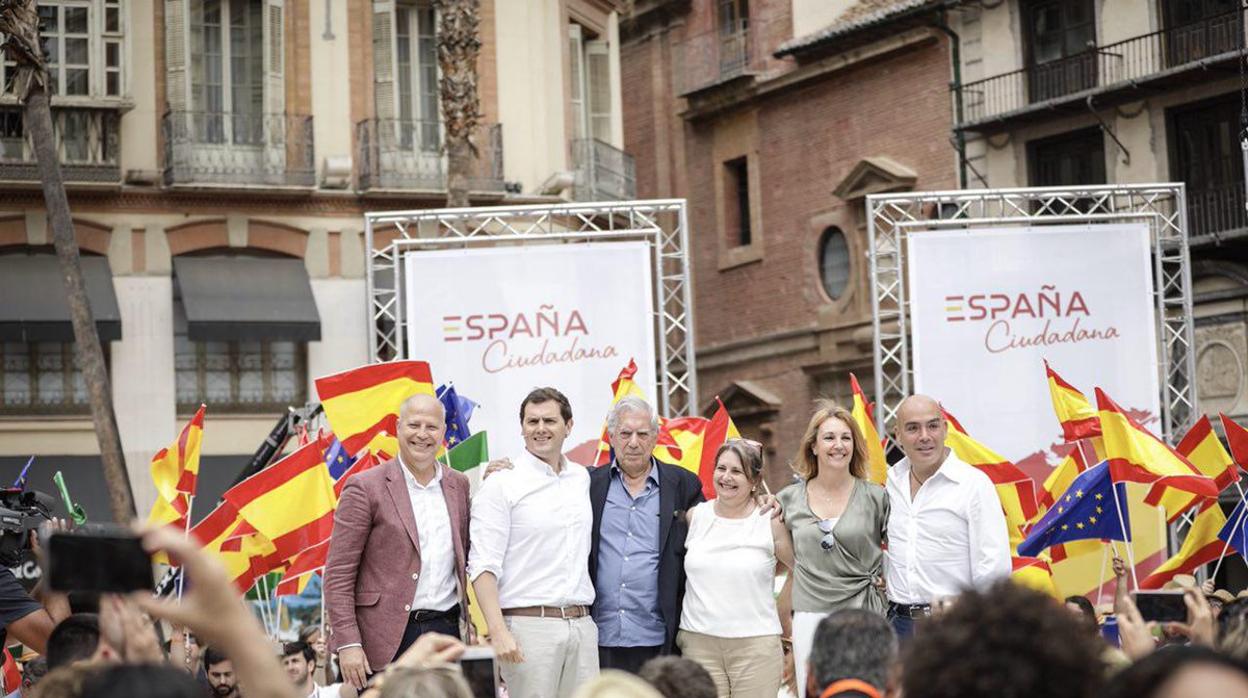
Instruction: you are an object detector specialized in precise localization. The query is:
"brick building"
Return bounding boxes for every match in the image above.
[621,0,960,488]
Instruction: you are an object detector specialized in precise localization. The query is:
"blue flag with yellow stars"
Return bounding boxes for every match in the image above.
[1018,460,1129,558]
[437,384,477,448]
[323,437,355,480]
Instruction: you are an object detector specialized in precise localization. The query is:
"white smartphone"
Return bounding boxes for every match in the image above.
[459,645,500,698]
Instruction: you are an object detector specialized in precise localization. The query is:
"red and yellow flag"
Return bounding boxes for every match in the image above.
[1038,446,1091,515]
[222,438,338,564]
[189,502,280,592]
[1145,416,1236,522]
[315,361,435,453]
[1044,362,1100,442]
[147,405,206,530]
[1219,413,1248,472]
[1012,556,1060,598]
[276,539,329,597]
[1139,501,1229,589]
[848,373,888,485]
[942,409,1039,547]
[1096,388,1219,498]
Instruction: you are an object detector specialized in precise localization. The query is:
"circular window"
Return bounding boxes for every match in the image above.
[818,226,851,300]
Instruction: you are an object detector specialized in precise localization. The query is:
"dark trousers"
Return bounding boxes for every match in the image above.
[393,605,461,662]
[886,603,924,641]
[598,645,663,674]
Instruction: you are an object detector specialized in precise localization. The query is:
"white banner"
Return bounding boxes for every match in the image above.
[404,242,657,462]
[908,223,1160,465]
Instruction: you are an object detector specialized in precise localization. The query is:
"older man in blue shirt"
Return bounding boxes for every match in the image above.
[589,396,702,674]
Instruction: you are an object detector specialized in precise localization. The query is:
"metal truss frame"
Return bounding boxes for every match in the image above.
[364,199,698,417]
[866,183,1197,554]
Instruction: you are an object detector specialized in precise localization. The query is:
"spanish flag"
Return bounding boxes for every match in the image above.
[190,502,280,592]
[276,539,329,597]
[1139,501,1229,589]
[848,373,888,485]
[222,438,338,563]
[1145,416,1236,522]
[1219,413,1248,472]
[315,361,436,453]
[943,410,1039,547]
[1044,361,1100,441]
[147,405,206,530]
[1012,556,1060,598]
[1095,388,1219,498]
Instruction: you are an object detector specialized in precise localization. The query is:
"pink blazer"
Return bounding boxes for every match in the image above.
[323,459,470,669]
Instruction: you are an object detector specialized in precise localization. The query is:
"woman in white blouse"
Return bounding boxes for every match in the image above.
[677,439,795,698]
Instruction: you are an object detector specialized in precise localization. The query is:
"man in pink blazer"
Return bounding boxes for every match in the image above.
[324,394,471,689]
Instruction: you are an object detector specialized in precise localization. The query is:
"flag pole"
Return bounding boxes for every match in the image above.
[1108,482,1140,591]
[176,494,194,604]
[1210,480,1248,580]
[1095,542,1109,607]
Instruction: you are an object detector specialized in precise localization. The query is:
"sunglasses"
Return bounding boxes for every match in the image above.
[817,519,837,551]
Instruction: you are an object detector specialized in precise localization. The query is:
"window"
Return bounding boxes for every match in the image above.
[568,23,611,144]
[2,1,125,98]
[1170,95,1246,238]
[1028,127,1105,187]
[191,0,264,144]
[1163,0,1241,66]
[717,0,749,76]
[1024,0,1096,102]
[394,3,439,151]
[174,336,306,414]
[724,156,751,247]
[818,227,851,301]
[0,342,90,415]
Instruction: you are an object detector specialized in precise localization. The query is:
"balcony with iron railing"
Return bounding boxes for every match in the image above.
[571,138,636,202]
[1188,183,1247,241]
[957,11,1244,129]
[0,106,121,184]
[355,119,504,193]
[163,111,316,188]
[675,17,782,96]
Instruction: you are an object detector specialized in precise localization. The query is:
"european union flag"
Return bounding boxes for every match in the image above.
[438,384,477,448]
[1217,497,1248,561]
[323,438,355,480]
[1018,461,1130,558]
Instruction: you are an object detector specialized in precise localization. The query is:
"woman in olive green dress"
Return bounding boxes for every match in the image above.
[777,402,888,695]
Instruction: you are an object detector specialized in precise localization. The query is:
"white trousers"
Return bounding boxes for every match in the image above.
[499,615,599,698]
[792,610,829,697]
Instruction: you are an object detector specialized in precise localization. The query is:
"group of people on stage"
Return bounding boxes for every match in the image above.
[322,386,1013,698]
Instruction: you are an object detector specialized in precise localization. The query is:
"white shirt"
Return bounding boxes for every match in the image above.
[884,451,1012,604]
[307,684,343,698]
[399,454,459,612]
[467,450,595,608]
[680,501,781,637]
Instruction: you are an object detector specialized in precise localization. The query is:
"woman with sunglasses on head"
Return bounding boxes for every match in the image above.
[677,438,795,698]
[778,401,889,695]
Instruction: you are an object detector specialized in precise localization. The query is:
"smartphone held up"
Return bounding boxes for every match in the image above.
[45,528,154,594]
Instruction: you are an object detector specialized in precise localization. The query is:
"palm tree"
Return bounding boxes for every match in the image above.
[0,0,135,520]
[432,0,481,209]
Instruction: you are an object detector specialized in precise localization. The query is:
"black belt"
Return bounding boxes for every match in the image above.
[410,604,460,623]
[888,601,931,619]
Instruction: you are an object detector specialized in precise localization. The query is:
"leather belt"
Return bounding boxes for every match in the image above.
[410,604,460,622]
[502,605,589,619]
[887,601,931,619]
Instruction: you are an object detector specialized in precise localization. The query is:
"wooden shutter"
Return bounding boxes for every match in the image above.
[586,38,611,143]
[264,0,285,115]
[568,24,585,142]
[165,0,190,112]
[373,0,397,122]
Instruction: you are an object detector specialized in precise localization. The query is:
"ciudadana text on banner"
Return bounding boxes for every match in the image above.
[404,242,657,461]
[907,223,1160,463]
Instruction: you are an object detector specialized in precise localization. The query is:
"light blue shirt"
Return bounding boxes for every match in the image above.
[593,461,665,647]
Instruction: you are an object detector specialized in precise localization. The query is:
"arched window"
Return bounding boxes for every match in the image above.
[818,226,851,301]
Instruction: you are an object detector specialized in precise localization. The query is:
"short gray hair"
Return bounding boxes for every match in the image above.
[606,396,660,435]
[809,609,898,693]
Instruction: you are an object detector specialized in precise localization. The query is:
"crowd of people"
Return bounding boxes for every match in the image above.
[3,385,1248,697]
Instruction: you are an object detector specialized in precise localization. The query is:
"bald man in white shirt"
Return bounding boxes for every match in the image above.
[883,394,1011,638]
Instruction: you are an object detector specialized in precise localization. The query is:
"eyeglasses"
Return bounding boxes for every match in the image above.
[817,519,837,551]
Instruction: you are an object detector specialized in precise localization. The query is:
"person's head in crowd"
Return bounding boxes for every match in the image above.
[19,656,46,697]
[1065,595,1100,637]
[1104,644,1248,698]
[46,613,115,669]
[24,661,98,698]
[571,670,664,698]
[376,664,473,698]
[606,396,661,475]
[1218,598,1248,662]
[902,581,1106,698]
[638,655,717,698]
[281,641,317,690]
[519,387,574,464]
[891,395,949,471]
[298,624,327,665]
[164,625,201,673]
[75,663,207,698]
[203,647,239,698]
[398,393,447,469]
[712,439,765,505]
[807,608,898,698]
[794,402,869,482]
[1210,590,1236,618]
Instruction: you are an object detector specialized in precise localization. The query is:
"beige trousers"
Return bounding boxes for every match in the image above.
[500,615,599,698]
[677,629,783,698]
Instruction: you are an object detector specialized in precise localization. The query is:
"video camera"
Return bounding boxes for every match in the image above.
[0,489,54,567]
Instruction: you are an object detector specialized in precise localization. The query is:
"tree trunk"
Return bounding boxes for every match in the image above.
[433,0,482,210]
[4,6,136,521]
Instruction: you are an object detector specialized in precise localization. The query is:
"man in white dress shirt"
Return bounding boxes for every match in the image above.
[469,387,598,698]
[884,394,1011,638]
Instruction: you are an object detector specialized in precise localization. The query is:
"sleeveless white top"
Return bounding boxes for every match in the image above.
[679,501,782,638]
